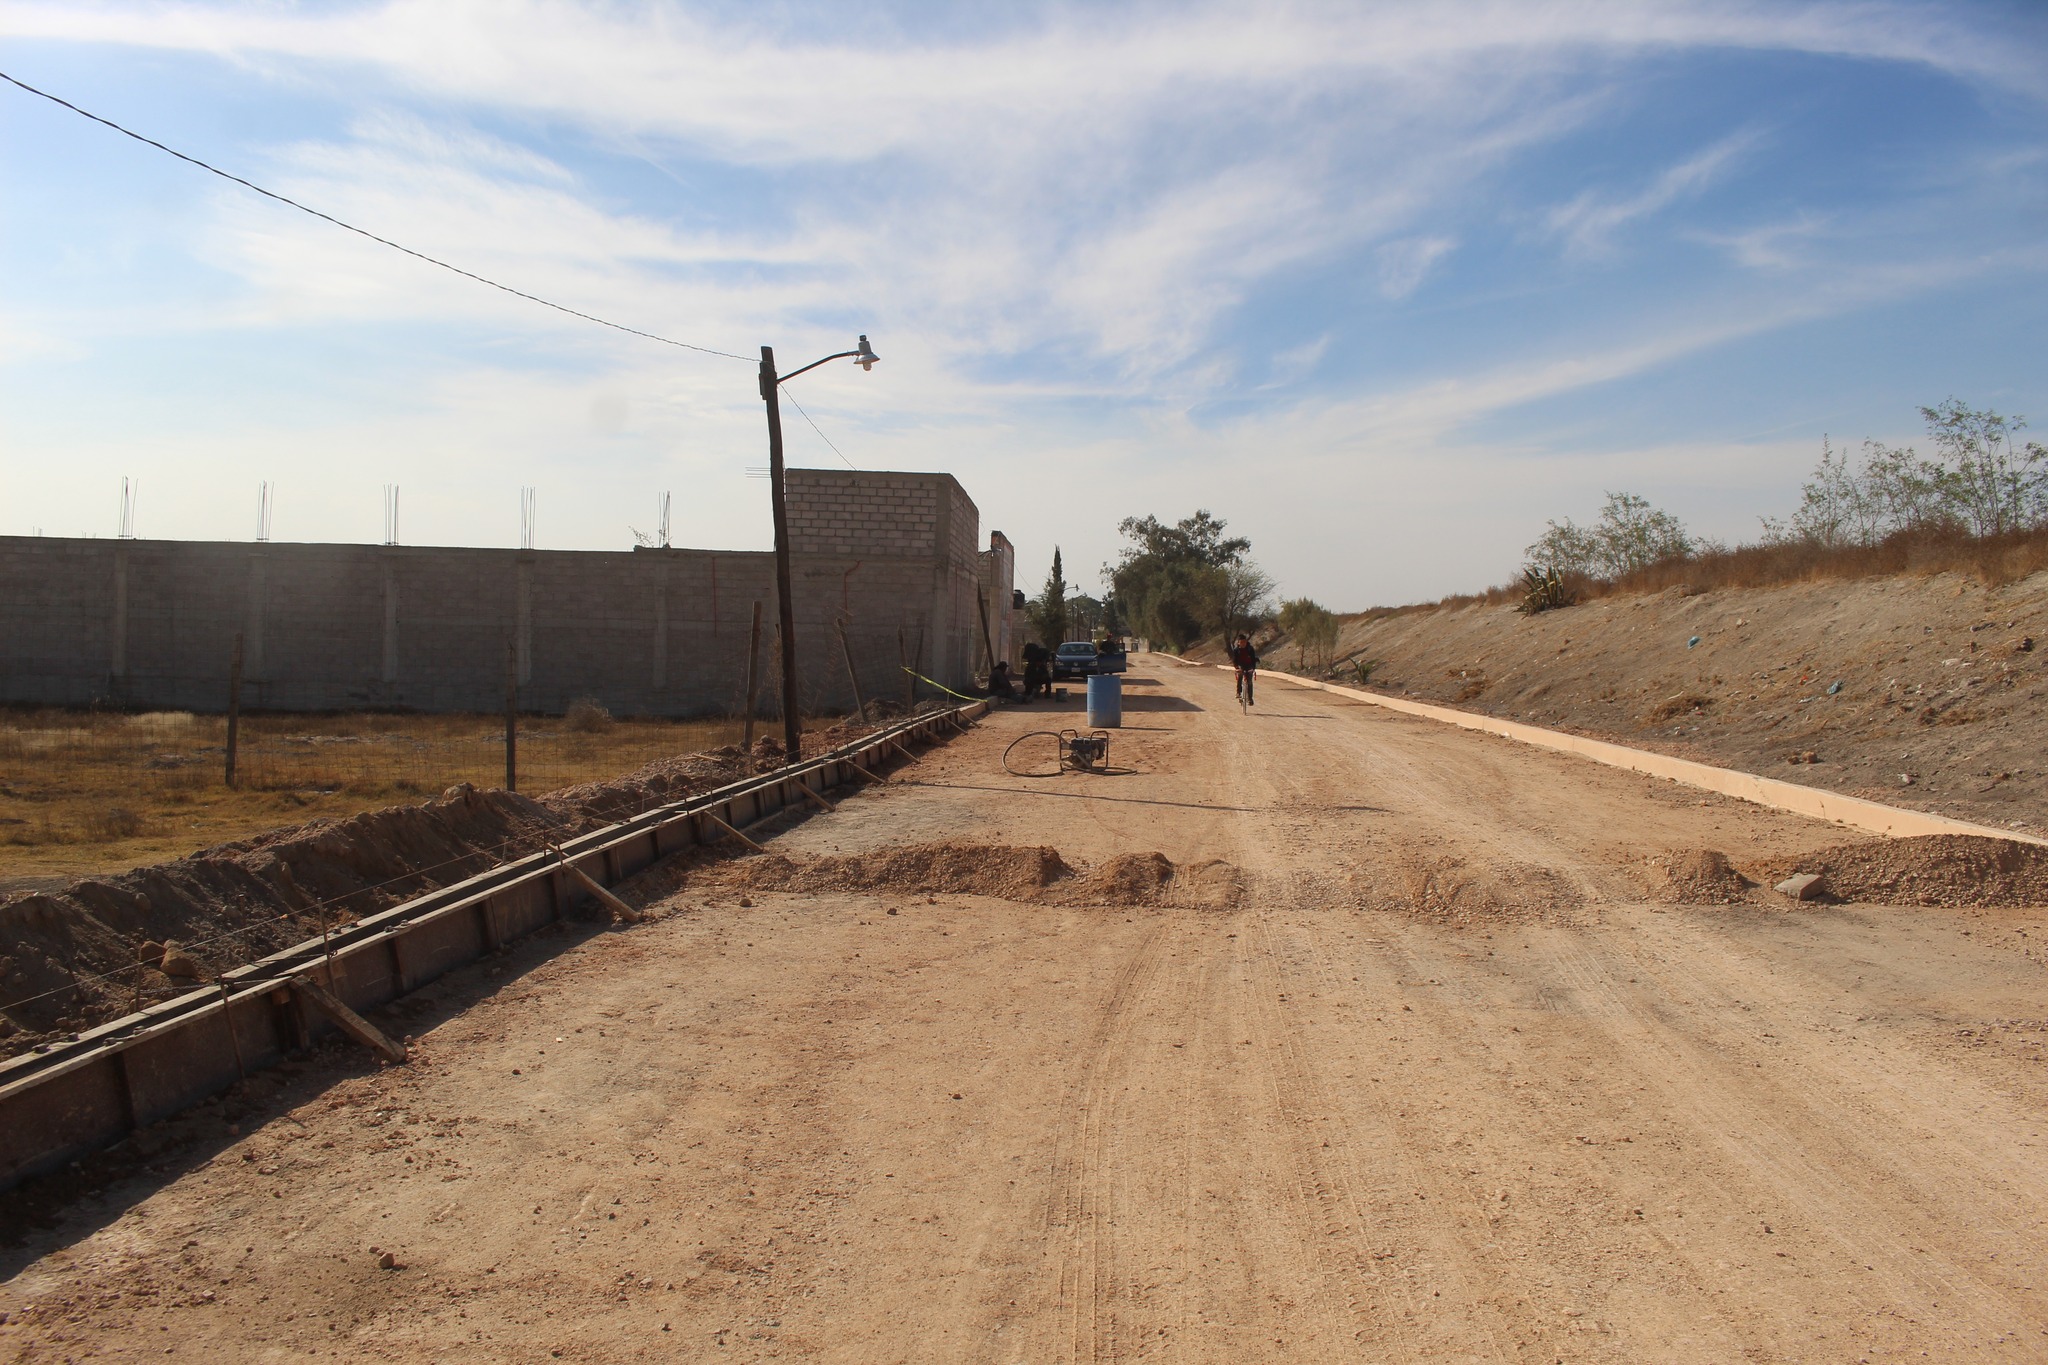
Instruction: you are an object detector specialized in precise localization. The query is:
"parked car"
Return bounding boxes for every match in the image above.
[1051,640,1100,680]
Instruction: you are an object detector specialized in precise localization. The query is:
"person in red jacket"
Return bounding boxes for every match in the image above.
[1229,633,1259,706]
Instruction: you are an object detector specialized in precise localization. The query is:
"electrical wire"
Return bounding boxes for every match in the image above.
[0,70,753,364]
[779,384,859,470]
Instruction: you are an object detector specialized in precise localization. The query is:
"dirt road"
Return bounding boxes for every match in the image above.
[6,660,2048,1362]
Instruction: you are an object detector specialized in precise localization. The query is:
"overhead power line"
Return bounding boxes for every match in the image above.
[0,69,752,363]
[778,384,859,470]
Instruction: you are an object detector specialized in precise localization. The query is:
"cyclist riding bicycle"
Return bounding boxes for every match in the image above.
[1229,633,1259,707]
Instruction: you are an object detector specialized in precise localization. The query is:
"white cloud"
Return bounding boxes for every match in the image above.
[1376,236,1456,298]
[1545,131,1760,256]
[1695,211,1831,270]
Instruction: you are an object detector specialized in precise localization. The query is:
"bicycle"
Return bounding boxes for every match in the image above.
[1235,666,1256,710]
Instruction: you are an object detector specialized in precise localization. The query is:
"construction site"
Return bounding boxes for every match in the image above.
[6,12,2048,1362]
[5,514,2048,1360]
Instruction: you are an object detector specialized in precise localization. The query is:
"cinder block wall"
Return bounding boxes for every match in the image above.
[0,469,985,718]
[980,531,1016,669]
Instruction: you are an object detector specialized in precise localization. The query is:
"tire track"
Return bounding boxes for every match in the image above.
[1041,917,1175,1364]
[1234,909,1508,1361]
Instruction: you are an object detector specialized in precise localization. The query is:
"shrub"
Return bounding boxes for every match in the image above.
[1277,598,1340,669]
[564,697,615,733]
[1527,492,1691,581]
[1515,565,1576,614]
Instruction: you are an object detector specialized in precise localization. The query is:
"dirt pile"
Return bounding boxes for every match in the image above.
[728,843,1074,900]
[0,731,846,1057]
[1760,834,2048,907]
[711,842,1244,909]
[0,784,585,1055]
[1364,853,1588,925]
[1643,849,1754,904]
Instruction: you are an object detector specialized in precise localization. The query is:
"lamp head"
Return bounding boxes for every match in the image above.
[855,334,879,371]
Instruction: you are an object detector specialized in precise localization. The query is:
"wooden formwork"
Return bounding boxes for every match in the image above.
[0,702,986,1192]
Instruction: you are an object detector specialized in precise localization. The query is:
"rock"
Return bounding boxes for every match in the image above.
[159,943,203,979]
[377,1251,398,1269]
[133,892,151,911]
[138,939,167,966]
[1775,873,1826,901]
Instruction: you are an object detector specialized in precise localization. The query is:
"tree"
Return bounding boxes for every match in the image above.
[1868,440,1952,533]
[1525,518,1600,577]
[1027,547,1069,647]
[1278,597,1340,670]
[1763,402,2047,547]
[1921,398,2047,537]
[1107,509,1264,650]
[1599,492,1691,574]
[1764,436,1878,548]
[1214,563,1276,643]
[1525,491,1690,580]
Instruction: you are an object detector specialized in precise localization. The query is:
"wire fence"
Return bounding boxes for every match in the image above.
[0,706,747,868]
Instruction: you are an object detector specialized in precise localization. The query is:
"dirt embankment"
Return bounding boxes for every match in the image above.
[1260,568,2048,833]
[0,732,863,1057]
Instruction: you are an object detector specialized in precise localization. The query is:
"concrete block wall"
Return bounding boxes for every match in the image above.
[979,531,1017,671]
[784,469,981,697]
[0,470,985,719]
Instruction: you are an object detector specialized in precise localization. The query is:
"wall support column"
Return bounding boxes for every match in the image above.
[109,544,129,689]
[246,551,267,682]
[515,555,534,686]
[380,558,399,684]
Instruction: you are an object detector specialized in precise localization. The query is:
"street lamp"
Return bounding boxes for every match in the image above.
[758,335,880,761]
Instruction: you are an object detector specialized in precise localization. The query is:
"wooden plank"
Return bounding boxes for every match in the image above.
[704,810,767,853]
[556,856,643,924]
[290,975,407,1065]
[798,784,838,813]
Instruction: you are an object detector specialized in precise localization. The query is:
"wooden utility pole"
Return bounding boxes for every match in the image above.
[504,642,518,792]
[760,347,803,763]
[836,619,867,723]
[224,633,244,788]
[742,601,763,757]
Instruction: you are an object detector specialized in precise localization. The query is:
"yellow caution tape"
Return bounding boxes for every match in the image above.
[899,666,983,703]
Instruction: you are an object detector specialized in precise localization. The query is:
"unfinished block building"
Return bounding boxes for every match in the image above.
[0,469,1013,719]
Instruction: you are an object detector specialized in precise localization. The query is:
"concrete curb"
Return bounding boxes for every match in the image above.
[1233,666,2046,848]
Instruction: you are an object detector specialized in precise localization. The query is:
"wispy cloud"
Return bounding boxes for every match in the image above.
[1545,131,1760,256]
[1695,211,1832,270]
[1376,236,1456,298]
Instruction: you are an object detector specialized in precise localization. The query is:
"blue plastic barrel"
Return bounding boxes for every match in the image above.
[1086,673,1123,728]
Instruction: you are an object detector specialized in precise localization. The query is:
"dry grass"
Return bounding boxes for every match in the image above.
[1600,525,2048,598]
[0,707,748,886]
[1341,526,2048,622]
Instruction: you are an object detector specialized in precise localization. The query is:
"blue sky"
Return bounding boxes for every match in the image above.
[3,1,2044,605]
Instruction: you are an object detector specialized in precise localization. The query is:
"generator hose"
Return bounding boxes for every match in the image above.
[1002,731,1069,778]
